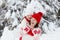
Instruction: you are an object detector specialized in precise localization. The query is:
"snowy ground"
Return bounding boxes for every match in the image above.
[40,28,60,40]
[0,26,60,40]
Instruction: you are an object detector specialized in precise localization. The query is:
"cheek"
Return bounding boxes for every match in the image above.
[31,21,36,26]
[33,22,37,26]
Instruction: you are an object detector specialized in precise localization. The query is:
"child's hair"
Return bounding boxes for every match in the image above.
[34,23,38,28]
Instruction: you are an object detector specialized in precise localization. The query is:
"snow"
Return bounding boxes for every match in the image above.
[4,10,11,19]
[39,28,60,40]
[22,0,46,17]
[42,22,50,33]
[1,24,60,40]
[0,18,28,40]
[0,0,60,40]
[0,0,3,7]
[0,27,14,40]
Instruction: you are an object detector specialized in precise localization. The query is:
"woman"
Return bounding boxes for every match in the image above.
[19,12,43,40]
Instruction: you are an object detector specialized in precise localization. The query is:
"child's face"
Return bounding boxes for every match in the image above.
[26,15,38,29]
[30,17,37,29]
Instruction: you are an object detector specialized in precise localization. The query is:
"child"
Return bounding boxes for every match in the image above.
[19,12,43,40]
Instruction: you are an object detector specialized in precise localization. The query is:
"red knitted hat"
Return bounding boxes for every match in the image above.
[32,12,43,23]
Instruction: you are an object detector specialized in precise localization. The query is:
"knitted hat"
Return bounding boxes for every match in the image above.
[32,12,43,23]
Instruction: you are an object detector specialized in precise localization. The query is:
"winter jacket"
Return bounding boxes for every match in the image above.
[19,26,41,40]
